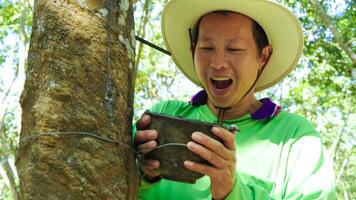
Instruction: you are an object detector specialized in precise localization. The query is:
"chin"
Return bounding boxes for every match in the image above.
[209,97,233,109]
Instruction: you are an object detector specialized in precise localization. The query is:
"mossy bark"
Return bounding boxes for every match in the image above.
[16,0,139,199]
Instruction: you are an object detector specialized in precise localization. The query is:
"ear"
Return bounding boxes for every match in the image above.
[260,45,273,68]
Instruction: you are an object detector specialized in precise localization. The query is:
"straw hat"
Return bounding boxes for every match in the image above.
[161,0,303,91]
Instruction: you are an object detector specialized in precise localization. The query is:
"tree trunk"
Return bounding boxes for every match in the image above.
[15,0,139,199]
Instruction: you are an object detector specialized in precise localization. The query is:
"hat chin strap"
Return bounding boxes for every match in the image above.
[214,106,230,125]
[214,65,266,125]
[214,55,271,124]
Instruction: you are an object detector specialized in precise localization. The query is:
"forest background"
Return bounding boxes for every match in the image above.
[0,0,354,199]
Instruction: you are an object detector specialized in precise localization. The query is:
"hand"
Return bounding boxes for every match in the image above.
[135,114,160,180]
[184,126,237,199]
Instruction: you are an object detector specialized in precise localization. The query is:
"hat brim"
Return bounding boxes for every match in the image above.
[162,0,303,91]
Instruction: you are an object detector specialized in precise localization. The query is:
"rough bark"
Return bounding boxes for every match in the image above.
[15,0,139,199]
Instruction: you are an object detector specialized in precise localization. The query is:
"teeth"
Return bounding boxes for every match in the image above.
[211,77,231,81]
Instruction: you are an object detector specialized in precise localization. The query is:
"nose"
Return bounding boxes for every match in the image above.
[210,50,227,70]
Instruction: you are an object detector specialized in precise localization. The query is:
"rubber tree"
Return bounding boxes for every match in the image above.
[15,0,139,199]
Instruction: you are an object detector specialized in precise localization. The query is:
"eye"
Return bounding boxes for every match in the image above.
[227,48,243,52]
[199,47,214,51]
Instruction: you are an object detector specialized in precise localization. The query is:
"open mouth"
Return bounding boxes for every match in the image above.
[210,77,233,89]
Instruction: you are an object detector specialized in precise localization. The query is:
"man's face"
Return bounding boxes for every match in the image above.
[194,12,265,108]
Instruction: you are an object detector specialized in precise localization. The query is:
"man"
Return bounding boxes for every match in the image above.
[134,0,336,199]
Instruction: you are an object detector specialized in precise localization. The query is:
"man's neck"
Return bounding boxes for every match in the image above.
[207,93,262,120]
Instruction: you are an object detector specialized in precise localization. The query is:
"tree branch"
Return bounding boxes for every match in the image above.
[309,0,356,65]
[18,0,27,76]
[0,117,19,200]
[332,111,351,162]
[134,0,150,71]
[335,152,350,184]
[0,75,18,110]
[0,161,19,200]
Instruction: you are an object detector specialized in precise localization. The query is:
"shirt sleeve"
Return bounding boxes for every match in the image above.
[281,134,336,199]
[137,178,162,199]
[224,172,274,200]
[226,135,336,200]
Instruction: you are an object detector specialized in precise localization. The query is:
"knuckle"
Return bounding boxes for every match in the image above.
[143,165,153,170]
[151,130,158,139]
[230,152,237,162]
[217,142,225,153]
[203,166,212,175]
[227,161,235,170]
[142,130,150,139]
[146,140,156,149]
[137,143,146,151]
[145,130,158,140]
[137,130,155,142]
[143,165,155,171]
[228,134,235,142]
[209,153,218,164]
[135,131,146,141]
[144,160,157,169]
[134,131,141,140]
[232,155,236,163]
[144,159,153,165]
[137,141,156,152]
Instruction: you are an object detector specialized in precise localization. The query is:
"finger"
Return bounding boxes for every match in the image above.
[187,141,226,168]
[142,160,160,178]
[143,168,160,178]
[191,132,231,160]
[211,126,236,151]
[184,160,214,177]
[136,114,151,130]
[137,140,157,153]
[135,129,158,143]
[143,159,160,170]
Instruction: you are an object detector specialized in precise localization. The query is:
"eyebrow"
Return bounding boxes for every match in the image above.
[199,37,212,42]
[199,37,241,43]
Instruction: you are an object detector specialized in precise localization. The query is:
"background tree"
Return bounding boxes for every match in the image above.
[277,1,355,199]
[1,0,30,198]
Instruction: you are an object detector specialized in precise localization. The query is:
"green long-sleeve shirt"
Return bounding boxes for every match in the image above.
[136,100,336,199]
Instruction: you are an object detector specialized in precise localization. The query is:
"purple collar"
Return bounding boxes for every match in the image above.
[251,98,281,120]
[189,90,281,120]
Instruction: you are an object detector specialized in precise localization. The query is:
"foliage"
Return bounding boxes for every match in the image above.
[133,0,199,118]
[0,0,32,199]
[278,1,355,198]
